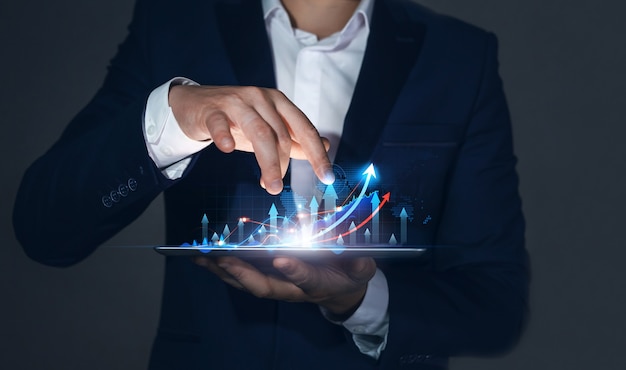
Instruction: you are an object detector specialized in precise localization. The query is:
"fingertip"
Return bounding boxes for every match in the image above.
[266,179,283,195]
[315,164,335,185]
[322,169,335,185]
[216,137,235,153]
[273,258,294,276]
[273,257,291,270]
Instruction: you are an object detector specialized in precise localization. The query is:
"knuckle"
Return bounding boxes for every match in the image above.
[228,269,245,281]
[254,285,273,299]
[301,124,320,138]
[206,110,227,123]
[285,292,304,303]
[250,122,276,141]
[274,124,292,141]
[242,86,267,101]
[268,88,287,101]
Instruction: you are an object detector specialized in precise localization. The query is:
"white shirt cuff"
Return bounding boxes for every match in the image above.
[320,268,389,359]
[143,77,212,179]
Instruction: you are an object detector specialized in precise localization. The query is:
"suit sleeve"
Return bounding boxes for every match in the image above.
[379,34,529,366]
[12,0,176,266]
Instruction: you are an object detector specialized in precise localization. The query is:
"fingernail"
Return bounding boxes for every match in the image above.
[322,170,335,185]
[218,262,230,269]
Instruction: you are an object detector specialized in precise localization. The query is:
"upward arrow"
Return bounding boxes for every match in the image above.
[309,196,319,225]
[201,214,209,242]
[400,208,408,245]
[237,218,244,243]
[349,221,357,245]
[363,163,377,179]
[322,184,338,213]
[322,185,338,239]
[222,224,231,243]
[269,203,278,233]
[370,192,380,244]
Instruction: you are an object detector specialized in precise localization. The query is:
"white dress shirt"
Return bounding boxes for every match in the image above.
[142,0,389,359]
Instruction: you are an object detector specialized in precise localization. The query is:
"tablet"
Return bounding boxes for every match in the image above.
[154,245,427,259]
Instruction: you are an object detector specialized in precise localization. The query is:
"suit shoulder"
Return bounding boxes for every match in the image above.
[385,0,498,67]
[390,0,495,43]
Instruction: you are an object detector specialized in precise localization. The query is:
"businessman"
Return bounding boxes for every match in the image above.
[13,0,529,368]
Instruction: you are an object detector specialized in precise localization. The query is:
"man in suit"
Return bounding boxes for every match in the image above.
[13,0,529,368]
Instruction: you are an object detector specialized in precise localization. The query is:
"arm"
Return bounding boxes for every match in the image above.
[13,0,333,267]
[13,0,160,266]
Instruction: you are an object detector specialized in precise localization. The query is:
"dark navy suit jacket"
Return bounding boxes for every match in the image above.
[14,0,529,368]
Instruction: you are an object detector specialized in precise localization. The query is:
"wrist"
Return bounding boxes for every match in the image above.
[320,286,367,319]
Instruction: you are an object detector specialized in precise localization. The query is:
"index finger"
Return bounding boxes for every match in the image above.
[275,100,335,185]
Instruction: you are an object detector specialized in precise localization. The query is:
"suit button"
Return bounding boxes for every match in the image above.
[110,190,121,203]
[128,178,137,191]
[147,124,156,136]
[161,146,173,157]
[118,184,129,197]
[102,195,113,208]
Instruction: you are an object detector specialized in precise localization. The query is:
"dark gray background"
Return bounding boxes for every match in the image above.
[1,0,624,369]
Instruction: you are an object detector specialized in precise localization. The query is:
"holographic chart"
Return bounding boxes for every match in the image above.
[175,163,431,253]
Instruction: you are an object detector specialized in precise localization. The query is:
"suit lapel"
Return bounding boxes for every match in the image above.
[215,0,276,88]
[336,0,426,165]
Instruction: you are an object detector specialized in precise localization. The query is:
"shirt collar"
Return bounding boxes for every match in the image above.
[262,0,375,40]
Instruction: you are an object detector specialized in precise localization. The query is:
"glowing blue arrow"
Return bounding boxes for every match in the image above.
[349,221,356,245]
[269,203,278,234]
[322,184,338,238]
[322,184,338,214]
[400,208,408,245]
[364,228,371,244]
[371,192,380,244]
[222,224,231,243]
[312,164,377,240]
[336,235,344,245]
[389,234,398,245]
[201,214,209,242]
[237,218,244,243]
[309,196,319,225]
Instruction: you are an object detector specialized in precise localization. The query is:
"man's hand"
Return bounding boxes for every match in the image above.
[169,85,335,194]
[194,256,377,316]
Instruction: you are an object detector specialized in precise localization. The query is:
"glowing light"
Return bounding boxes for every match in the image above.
[335,206,343,212]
